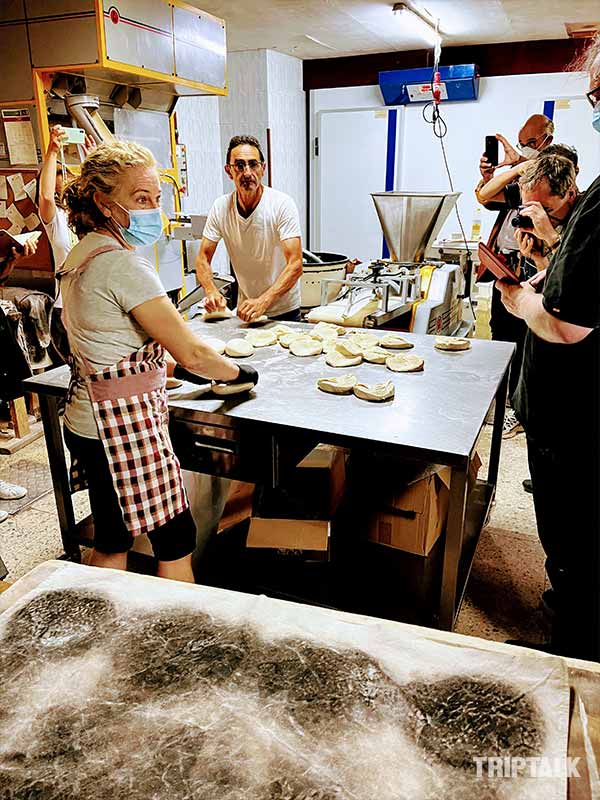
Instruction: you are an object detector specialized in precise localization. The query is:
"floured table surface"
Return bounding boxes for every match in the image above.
[0,561,584,800]
[26,319,514,464]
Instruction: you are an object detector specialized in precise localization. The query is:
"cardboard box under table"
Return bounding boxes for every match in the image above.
[247,445,347,561]
[366,455,481,557]
[368,464,452,556]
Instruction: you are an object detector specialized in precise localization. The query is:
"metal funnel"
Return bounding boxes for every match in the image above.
[371,191,460,263]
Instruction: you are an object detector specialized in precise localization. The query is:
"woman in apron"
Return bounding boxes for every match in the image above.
[58,141,257,582]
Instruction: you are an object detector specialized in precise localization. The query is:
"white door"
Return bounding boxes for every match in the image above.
[315,107,403,265]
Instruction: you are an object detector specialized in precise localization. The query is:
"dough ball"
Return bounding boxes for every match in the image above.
[347,331,379,350]
[386,354,424,373]
[434,336,471,351]
[335,340,362,358]
[203,307,233,321]
[362,347,388,364]
[245,329,278,347]
[244,315,269,326]
[325,349,362,368]
[353,381,395,402]
[212,381,255,396]
[317,374,358,395]
[290,337,323,357]
[225,338,255,358]
[380,333,414,350]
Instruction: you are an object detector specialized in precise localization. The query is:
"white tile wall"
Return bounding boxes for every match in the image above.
[266,50,306,238]
[176,94,229,273]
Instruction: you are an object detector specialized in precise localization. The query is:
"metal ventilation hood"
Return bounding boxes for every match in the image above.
[371,192,460,263]
[0,2,227,112]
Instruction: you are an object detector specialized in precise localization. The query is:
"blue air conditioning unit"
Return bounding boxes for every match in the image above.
[379,64,479,105]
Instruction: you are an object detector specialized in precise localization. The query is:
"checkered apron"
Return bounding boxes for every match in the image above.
[59,244,189,535]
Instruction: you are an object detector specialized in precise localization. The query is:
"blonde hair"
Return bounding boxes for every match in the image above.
[61,141,156,237]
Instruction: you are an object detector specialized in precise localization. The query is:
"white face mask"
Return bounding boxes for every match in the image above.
[518,134,549,160]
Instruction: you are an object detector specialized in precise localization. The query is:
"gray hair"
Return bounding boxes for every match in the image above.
[519,155,576,198]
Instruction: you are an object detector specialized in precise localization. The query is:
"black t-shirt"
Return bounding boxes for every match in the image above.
[513,175,600,447]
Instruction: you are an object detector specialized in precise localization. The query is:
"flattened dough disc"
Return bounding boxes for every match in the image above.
[317,374,358,395]
[225,338,255,357]
[203,307,233,321]
[380,333,414,350]
[386,354,424,373]
[271,324,294,338]
[290,338,323,357]
[362,346,388,364]
[335,340,362,358]
[279,332,306,348]
[325,349,363,368]
[245,329,278,347]
[347,331,379,350]
[353,381,395,402]
[166,377,183,389]
[202,337,226,355]
[434,336,471,351]
[311,321,342,341]
[212,381,255,396]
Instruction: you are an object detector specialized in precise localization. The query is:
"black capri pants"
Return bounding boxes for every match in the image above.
[64,427,196,561]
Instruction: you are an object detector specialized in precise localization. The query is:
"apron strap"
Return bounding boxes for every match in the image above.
[59,243,124,377]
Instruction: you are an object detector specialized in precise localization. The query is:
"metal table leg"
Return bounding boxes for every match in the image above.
[487,368,509,487]
[439,463,469,630]
[37,395,81,562]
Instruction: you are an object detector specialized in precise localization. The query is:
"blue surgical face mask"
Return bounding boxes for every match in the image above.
[593,100,600,134]
[114,202,163,247]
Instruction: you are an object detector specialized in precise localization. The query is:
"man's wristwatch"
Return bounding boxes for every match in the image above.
[550,234,562,252]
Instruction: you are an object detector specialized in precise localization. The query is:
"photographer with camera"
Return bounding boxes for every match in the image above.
[497,93,600,663]
[475,115,554,438]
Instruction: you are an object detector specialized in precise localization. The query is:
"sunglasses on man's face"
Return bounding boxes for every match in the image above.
[229,159,263,173]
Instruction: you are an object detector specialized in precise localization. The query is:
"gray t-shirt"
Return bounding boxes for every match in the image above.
[61,232,166,439]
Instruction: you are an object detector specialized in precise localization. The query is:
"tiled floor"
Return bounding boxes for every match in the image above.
[0,425,549,645]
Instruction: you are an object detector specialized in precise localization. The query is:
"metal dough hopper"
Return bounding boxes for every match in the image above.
[371,191,460,264]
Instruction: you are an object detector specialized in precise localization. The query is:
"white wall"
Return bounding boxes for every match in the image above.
[266,50,307,239]
[310,71,598,251]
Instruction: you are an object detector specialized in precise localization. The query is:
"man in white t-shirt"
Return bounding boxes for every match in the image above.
[196,135,303,322]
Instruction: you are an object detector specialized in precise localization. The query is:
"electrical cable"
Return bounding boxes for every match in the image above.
[422,86,476,319]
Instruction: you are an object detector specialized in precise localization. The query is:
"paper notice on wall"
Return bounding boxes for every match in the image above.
[6,203,25,233]
[1,109,38,165]
[23,212,40,231]
[24,179,37,202]
[0,201,6,218]
[0,175,7,200]
[7,173,26,201]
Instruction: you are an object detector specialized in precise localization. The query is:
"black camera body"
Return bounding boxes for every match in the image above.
[511,213,533,230]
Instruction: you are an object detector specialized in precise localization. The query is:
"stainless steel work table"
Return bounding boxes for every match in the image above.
[23,318,514,631]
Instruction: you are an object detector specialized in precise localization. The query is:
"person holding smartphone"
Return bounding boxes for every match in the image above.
[474,115,554,439]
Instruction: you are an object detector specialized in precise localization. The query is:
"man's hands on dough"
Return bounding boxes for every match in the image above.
[204,290,227,313]
[237,296,270,323]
